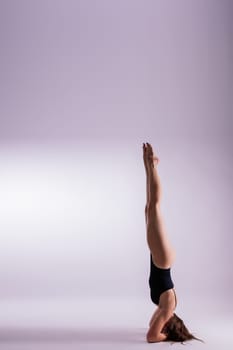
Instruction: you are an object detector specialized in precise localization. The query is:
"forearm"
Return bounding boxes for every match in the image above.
[149,310,157,327]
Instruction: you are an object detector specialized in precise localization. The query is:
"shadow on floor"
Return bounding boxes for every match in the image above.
[0,327,147,344]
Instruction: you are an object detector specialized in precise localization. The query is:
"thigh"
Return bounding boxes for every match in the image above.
[147,205,175,268]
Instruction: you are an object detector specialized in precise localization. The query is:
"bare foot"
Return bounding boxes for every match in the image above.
[143,143,150,174]
[145,142,159,169]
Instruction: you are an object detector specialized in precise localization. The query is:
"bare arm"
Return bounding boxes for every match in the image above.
[146,308,171,343]
[149,308,159,327]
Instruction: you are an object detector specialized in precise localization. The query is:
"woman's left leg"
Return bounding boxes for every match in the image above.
[143,143,176,269]
[143,143,150,227]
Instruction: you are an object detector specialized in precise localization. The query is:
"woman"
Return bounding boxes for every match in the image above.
[143,142,202,344]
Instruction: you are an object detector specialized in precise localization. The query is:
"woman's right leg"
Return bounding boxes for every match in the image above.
[143,145,150,227]
[145,143,175,269]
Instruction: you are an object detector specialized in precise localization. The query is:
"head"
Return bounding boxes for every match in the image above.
[161,313,204,344]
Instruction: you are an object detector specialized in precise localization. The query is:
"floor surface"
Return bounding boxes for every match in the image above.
[0,297,232,350]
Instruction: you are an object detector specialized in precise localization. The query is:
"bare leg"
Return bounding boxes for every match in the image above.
[144,143,175,269]
[143,143,150,226]
[143,142,160,227]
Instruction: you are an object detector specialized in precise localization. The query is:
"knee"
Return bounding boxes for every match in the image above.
[147,201,161,212]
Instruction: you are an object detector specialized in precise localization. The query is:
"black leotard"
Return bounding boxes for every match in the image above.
[149,253,175,305]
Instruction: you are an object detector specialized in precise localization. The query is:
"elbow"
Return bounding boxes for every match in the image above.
[146,331,167,343]
[146,335,154,343]
[146,331,156,343]
[146,330,153,343]
[146,336,158,343]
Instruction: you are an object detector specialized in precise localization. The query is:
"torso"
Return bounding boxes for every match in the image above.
[149,253,177,307]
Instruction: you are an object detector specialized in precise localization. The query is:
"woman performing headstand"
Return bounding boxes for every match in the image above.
[143,142,202,344]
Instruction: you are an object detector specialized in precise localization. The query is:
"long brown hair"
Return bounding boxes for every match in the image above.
[161,313,204,344]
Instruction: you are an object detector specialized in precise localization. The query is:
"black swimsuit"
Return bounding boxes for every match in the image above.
[149,253,176,306]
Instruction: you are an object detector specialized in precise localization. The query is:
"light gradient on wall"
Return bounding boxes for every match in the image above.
[0,0,232,311]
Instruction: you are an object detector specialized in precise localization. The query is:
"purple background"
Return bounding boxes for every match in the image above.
[0,0,232,348]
